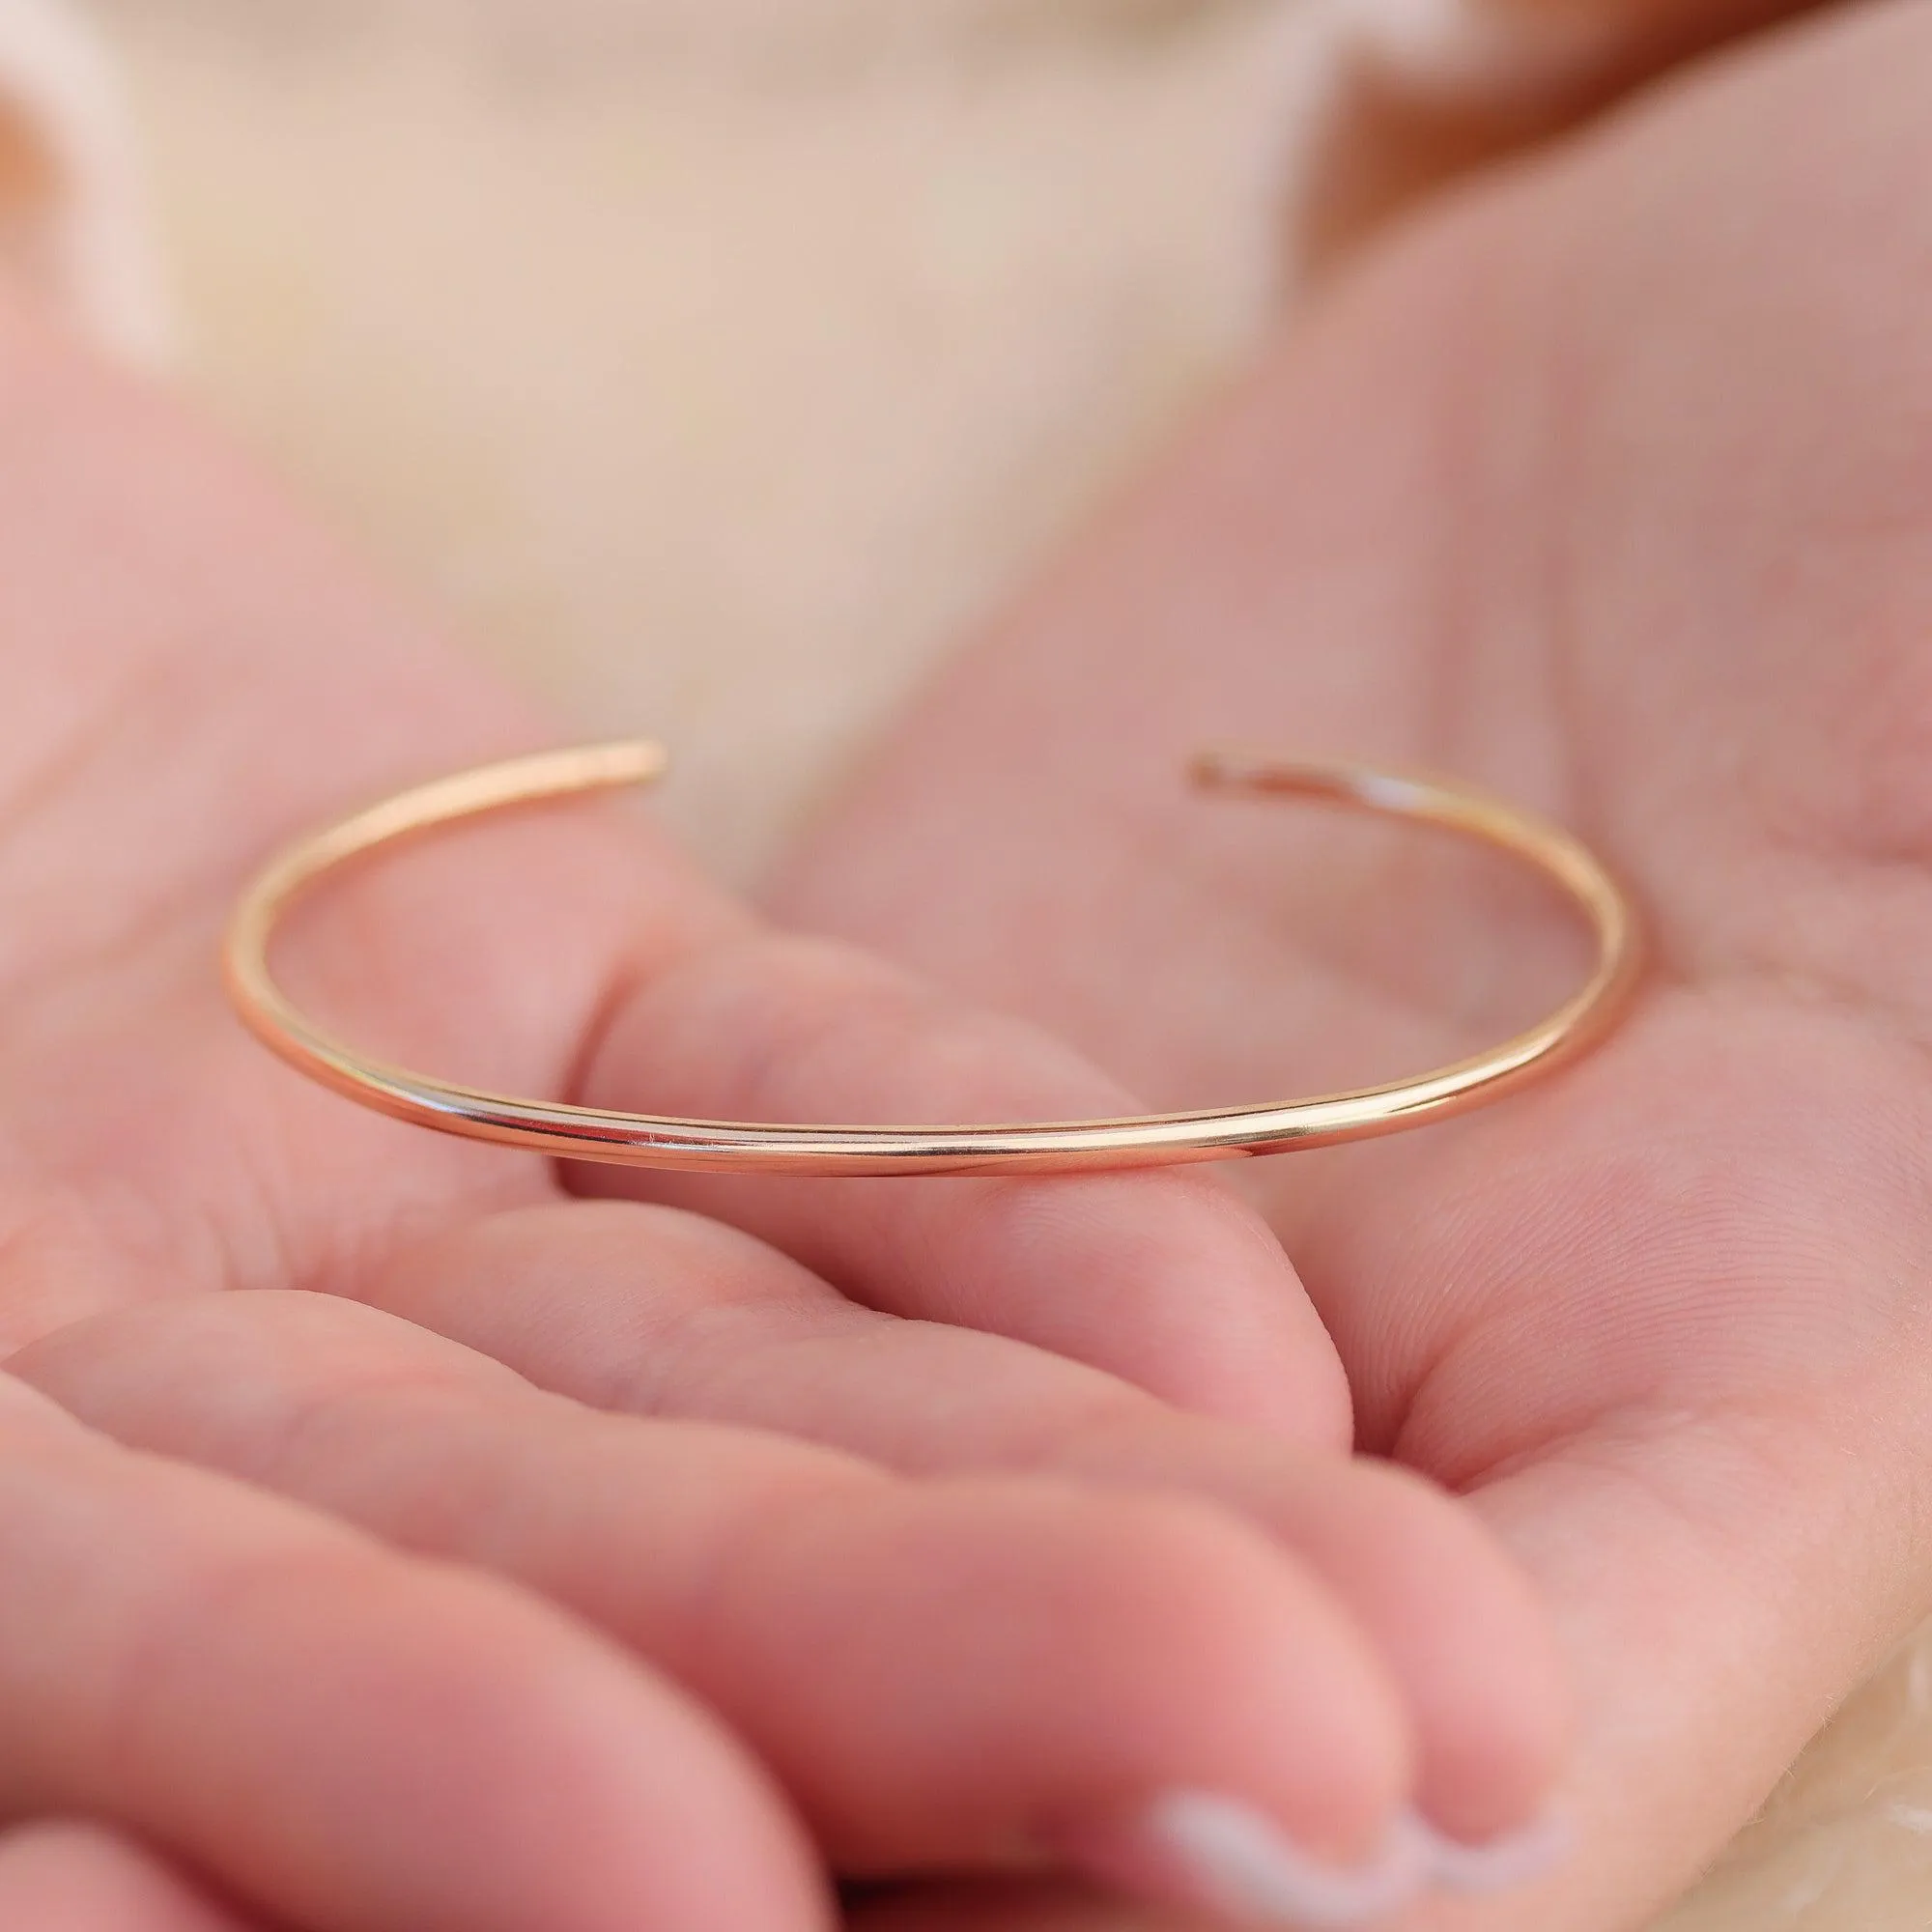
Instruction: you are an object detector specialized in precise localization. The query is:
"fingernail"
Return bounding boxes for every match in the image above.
[1402,1807,1574,1894]
[1049,1796,1576,1927]
[1055,1791,1428,1927]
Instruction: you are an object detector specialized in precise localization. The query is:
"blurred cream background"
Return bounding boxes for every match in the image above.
[13,0,1932,1923]
[91,0,1320,879]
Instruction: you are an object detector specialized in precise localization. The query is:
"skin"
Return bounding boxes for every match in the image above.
[0,273,1565,1927]
[0,1823,260,1932]
[772,0,1932,1924]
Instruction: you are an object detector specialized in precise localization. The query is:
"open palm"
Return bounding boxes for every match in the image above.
[0,281,1591,1928]
[774,4,1932,1925]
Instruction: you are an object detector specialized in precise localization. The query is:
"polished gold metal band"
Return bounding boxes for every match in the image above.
[223,741,1640,1178]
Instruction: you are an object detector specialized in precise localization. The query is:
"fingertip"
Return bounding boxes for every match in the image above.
[1321,1461,1575,1841]
[752,1481,1416,1872]
[1050,1791,1426,1930]
[1013,1421,1573,1848]
[954,1171,1354,1447]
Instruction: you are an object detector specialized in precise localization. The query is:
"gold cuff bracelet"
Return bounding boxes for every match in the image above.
[224,741,1640,1179]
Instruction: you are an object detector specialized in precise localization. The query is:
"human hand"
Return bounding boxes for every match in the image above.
[771,4,1932,1924]
[0,292,1564,1927]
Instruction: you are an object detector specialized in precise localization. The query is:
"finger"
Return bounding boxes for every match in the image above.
[0,1823,261,1932]
[0,1371,825,1932]
[570,929,1349,1441]
[355,1202,1571,1845]
[14,1291,1419,1907]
